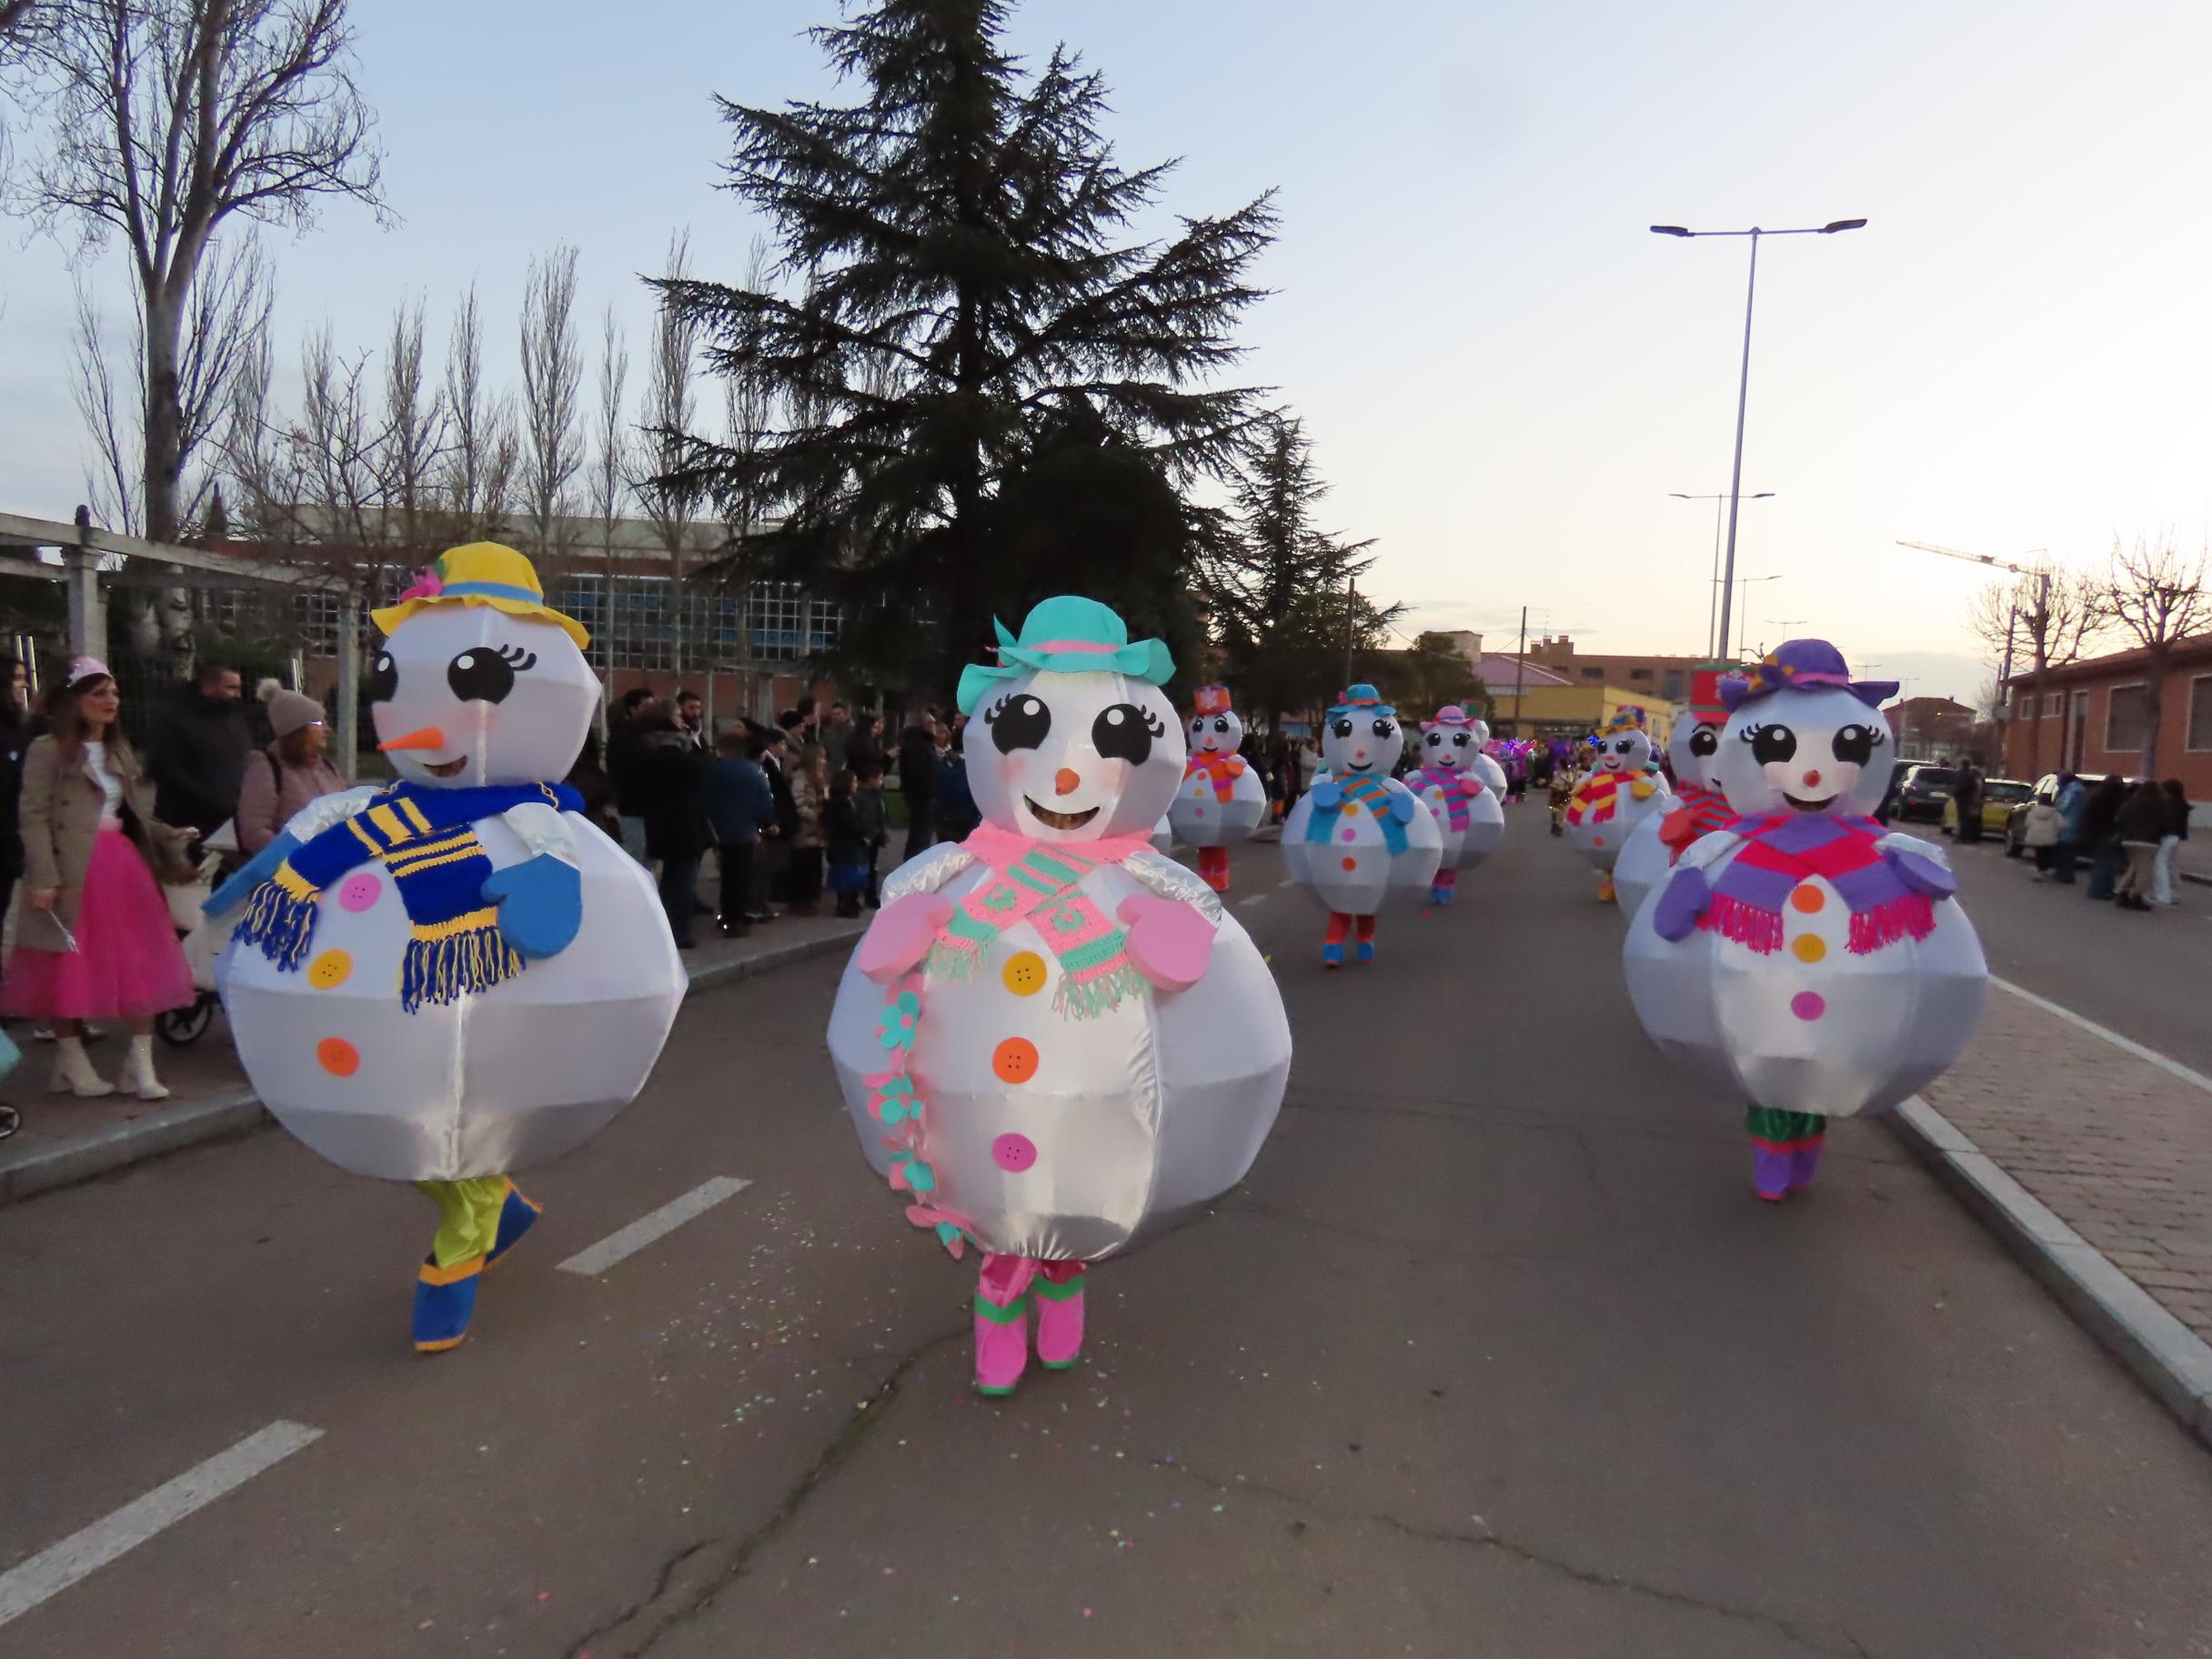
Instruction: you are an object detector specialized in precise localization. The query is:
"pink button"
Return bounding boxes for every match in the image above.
[1340,828,1356,842]
[1790,991,1825,1021]
[991,1132,1038,1173]
[338,874,381,913]
[1191,807,1205,818]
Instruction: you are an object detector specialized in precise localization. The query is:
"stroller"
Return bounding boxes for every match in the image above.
[158,842,229,1048]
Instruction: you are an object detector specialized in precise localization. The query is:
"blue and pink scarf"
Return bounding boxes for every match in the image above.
[1403,768,1481,833]
[1304,773,1408,854]
[1703,811,1935,956]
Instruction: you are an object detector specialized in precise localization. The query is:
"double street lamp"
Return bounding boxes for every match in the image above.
[1671,490,1774,659]
[1652,216,1867,664]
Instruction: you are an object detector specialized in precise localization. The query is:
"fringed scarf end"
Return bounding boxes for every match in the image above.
[1847,893,1936,955]
[1051,961,1146,1020]
[234,864,319,971]
[1701,892,1785,954]
[401,910,524,1011]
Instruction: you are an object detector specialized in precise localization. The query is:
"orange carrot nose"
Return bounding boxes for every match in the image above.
[1054,767,1081,796]
[378,726,447,752]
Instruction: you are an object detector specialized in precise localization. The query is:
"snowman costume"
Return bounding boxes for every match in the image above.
[1167,685,1269,892]
[1403,703,1505,905]
[206,544,683,1351]
[1623,639,1987,1201]
[1463,715,1510,799]
[1614,668,1738,920]
[1281,685,1443,966]
[1564,705,1674,903]
[825,598,1290,1397]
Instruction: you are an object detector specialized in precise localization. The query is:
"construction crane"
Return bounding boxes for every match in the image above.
[1895,539,2055,731]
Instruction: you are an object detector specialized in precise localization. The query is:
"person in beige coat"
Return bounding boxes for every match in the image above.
[4,659,196,1098]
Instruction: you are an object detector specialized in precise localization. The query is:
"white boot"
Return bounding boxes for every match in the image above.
[120,1035,169,1101]
[50,1036,115,1098]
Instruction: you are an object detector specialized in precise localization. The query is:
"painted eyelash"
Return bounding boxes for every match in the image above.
[497,645,538,669]
[1141,709,1166,739]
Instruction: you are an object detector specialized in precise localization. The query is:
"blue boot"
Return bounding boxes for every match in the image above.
[486,1182,543,1269]
[1355,939,1375,964]
[1321,941,1344,969]
[413,1255,483,1353]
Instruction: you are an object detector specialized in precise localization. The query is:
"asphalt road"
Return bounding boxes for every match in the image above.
[3,820,2210,1659]
[1893,822,2212,1073]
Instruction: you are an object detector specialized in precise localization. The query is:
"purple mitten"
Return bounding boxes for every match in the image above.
[1884,849,1957,900]
[1650,865,1711,940]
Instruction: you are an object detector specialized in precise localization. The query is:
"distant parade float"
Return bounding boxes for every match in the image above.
[1281,684,1443,966]
[825,598,1291,1396]
[1613,668,1736,920]
[207,544,684,1352]
[1623,639,1988,1202]
[1403,703,1505,905]
[1167,685,1269,892]
[1563,705,1674,902]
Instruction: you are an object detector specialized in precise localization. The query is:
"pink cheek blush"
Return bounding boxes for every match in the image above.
[339,874,381,912]
[991,1133,1038,1173]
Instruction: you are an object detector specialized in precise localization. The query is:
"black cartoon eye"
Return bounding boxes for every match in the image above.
[1332,717,1354,739]
[1212,717,1231,734]
[986,694,1051,753]
[365,651,397,703]
[1689,728,1719,758]
[1744,723,1798,765]
[1190,718,1205,734]
[1092,703,1160,765]
[1424,731,1442,747]
[447,647,520,704]
[1832,723,1882,765]
[1452,731,1471,749]
[1371,718,1395,740]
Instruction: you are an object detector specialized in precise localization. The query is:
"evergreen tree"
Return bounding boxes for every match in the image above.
[659,0,1275,690]
[1213,410,1390,729]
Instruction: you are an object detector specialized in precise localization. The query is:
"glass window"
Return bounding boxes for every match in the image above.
[2105,684,2147,755]
[2188,676,2212,752]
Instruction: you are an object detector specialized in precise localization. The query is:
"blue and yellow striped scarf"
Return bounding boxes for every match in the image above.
[235,780,581,1011]
[1303,772,1409,855]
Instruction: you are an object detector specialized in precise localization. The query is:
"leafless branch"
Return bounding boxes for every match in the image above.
[518,241,582,558]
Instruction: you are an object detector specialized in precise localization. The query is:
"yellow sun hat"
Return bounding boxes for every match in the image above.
[370,542,590,649]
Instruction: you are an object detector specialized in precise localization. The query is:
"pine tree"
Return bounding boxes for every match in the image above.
[658,0,1275,689]
[1213,411,1389,729]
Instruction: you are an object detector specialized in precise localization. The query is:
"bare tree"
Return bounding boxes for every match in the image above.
[588,302,629,667]
[518,243,582,559]
[380,297,444,552]
[2100,533,2211,775]
[24,0,384,547]
[633,230,701,671]
[1966,567,2106,777]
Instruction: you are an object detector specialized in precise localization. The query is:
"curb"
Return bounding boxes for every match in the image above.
[1888,1094,2212,1449]
[0,927,863,1210]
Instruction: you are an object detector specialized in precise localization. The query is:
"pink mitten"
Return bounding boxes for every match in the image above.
[1116,894,1216,990]
[856,893,954,984]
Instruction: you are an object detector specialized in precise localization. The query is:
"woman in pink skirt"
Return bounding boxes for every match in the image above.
[6,659,196,1098]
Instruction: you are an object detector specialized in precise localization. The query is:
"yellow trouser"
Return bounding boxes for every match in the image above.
[416,1177,510,1270]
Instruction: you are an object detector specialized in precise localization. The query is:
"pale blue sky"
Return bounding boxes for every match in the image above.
[5,0,2211,705]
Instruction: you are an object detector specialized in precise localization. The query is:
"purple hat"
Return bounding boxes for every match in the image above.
[1719,638,1896,712]
[66,655,112,687]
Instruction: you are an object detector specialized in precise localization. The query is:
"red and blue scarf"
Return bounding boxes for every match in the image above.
[1304,773,1408,854]
[1704,811,1935,956]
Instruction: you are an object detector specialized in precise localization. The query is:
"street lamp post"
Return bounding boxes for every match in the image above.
[1730,574,1784,660]
[1652,216,1866,667]
[1671,490,1774,658]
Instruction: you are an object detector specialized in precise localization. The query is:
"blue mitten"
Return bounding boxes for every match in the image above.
[1884,848,1957,900]
[1309,778,1343,810]
[206,832,301,918]
[1650,865,1712,941]
[481,855,583,959]
[1387,788,1420,825]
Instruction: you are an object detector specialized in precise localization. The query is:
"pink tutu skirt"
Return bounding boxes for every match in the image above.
[2,826,195,1021]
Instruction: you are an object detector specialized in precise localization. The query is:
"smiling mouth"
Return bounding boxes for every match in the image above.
[423,756,468,779]
[1783,791,1835,812]
[1024,798,1099,830]
[1343,759,1373,772]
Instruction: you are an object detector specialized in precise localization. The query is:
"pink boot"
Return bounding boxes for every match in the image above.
[1032,1262,1087,1370]
[973,1255,1038,1397]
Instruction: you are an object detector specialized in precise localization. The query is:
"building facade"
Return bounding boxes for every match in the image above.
[1489,681,1676,750]
[1882,696,1977,763]
[1522,635,1707,706]
[2000,633,2212,810]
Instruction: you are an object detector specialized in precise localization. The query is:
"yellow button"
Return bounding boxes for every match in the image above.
[1792,934,1827,964]
[308,949,353,990]
[1341,801,1360,815]
[1001,950,1048,997]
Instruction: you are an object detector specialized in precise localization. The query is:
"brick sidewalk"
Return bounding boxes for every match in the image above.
[1921,985,2212,1343]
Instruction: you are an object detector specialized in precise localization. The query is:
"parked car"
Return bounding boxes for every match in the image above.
[1875,759,1915,822]
[1941,778,2033,838]
[1895,764,1960,823]
[2002,772,2114,857]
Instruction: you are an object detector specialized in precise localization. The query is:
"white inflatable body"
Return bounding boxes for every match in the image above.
[1281,691,1442,914]
[1566,720,1674,875]
[1167,701,1269,849]
[1614,698,1724,920]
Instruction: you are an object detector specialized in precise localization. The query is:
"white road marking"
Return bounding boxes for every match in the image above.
[1276,878,1296,889]
[0,1421,322,1628]
[1990,976,2212,1097]
[556,1176,754,1276]
[1238,894,1267,908]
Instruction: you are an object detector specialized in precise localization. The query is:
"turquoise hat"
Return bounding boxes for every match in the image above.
[955,596,1175,716]
[1327,683,1396,720]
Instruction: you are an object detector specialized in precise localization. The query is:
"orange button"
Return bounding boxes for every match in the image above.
[317,1036,360,1077]
[1341,801,1360,816]
[1790,884,1825,914]
[1792,935,1827,964]
[992,1037,1039,1083]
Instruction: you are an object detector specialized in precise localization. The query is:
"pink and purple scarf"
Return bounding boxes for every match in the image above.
[1404,768,1481,833]
[1704,812,1935,956]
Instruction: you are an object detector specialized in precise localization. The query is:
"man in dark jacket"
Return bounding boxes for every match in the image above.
[2084,774,2130,900]
[146,661,249,841]
[608,687,656,863]
[634,700,712,949]
[706,729,776,934]
[897,709,940,864]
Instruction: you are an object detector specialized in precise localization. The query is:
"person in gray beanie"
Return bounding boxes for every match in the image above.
[234,680,348,856]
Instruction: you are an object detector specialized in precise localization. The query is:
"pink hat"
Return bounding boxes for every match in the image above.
[66,656,112,687]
